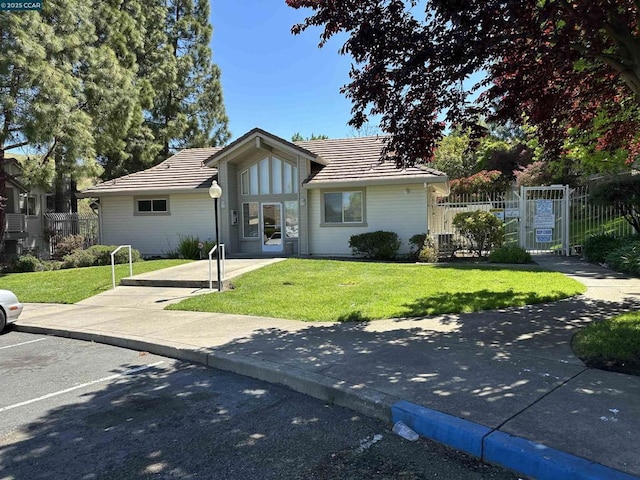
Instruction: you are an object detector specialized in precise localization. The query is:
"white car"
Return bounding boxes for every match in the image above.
[0,290,23,333]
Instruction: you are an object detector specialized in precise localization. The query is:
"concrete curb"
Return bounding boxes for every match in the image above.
[16,325,640,480]
[391,400,639,480]
[13,324,397,423]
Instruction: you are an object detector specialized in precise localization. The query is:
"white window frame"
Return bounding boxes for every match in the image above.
[240,156,298,196]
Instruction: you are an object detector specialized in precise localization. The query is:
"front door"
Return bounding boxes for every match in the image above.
[261,203,283,253]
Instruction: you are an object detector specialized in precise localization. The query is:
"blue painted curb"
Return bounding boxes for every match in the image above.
[391,400,639,480]
[391,400,491,458]
[484,431,639,480]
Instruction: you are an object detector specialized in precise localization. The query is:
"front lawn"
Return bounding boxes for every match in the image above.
[167,259,585,321]
[0,259,192,304]
[573,312,640,376]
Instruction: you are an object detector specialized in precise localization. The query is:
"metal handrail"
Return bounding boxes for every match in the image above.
[208,243,225,291]
[111,245,133,289]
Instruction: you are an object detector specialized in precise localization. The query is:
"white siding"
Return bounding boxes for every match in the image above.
[101,193,216,257]
[308,185,428,256]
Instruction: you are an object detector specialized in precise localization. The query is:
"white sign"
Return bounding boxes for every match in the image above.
[536,228,553,243]
[505,208,520,218]
[534,214,555,229]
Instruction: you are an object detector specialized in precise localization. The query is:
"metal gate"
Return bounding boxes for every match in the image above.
[517,185,570,255]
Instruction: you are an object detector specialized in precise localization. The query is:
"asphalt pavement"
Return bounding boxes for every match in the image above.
[13,255,640,480]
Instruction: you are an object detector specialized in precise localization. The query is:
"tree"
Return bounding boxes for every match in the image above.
[287,1,640,168]
[148,0,230,162]
[291,132,329,141]
[431,130,477,179]
[1,1,98,244]
[590,175,640,235]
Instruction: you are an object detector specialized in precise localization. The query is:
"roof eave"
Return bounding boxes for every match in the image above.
[77,186,214,198]
[303,176,449,190]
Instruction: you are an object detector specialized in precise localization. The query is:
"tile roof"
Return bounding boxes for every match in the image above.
[296,136,446,185]
[80,130,446,197]
[80,147,222,196]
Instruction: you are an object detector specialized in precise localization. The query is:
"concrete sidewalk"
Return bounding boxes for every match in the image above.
[13,255,640,480]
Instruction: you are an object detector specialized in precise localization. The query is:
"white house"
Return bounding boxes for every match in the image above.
[3,157,48,256]
[79,128,449,257]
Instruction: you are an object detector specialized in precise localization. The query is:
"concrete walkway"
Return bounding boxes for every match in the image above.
[13,255,640,480]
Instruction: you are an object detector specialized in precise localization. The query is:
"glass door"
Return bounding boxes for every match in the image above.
[261,203,283,253]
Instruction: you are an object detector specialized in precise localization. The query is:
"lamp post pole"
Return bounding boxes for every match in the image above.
[209,181,223,292]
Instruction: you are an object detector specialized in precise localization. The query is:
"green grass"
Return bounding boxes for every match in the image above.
[0,259,192,304]
[167,258,586,321]
[573,312,640,375]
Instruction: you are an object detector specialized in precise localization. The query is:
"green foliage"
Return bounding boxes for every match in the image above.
[291,132,329,141]
[0,259,191,304]
[583,234,627,264]
[168,259,585,321]
[418,244,438,263]
[408,233,427,259]
[432,130,477,179]
[604,239,640,277]
[488,245,532,264]
[573,312,640,374]
[61,245,142,269]
[349,231,401,260]
[590,175,640,234]
[10,254,45,273]
[53,235,86,261]
[177,235,215,260]
[452,211,504,257]
[409,233,438,262]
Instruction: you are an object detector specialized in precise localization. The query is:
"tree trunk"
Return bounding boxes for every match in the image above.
[0,148,7,254]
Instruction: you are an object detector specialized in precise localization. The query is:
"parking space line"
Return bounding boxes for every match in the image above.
[0,338,48,350]
[0,361,165,413]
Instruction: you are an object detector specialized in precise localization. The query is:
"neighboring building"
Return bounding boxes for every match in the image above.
[79,128,449,257]
[2,158,48,256]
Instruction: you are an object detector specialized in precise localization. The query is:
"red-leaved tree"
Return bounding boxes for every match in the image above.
[286,0,640,167]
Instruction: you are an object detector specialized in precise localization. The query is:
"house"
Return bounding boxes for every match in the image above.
[79,128,449,257]
[2,157,48,256]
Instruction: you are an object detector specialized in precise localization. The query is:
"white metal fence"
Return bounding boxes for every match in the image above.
[429,184,633,256]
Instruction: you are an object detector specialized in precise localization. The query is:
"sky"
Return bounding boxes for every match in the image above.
[209,1,366,143]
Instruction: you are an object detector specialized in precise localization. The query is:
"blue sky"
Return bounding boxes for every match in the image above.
[209,1,364,142]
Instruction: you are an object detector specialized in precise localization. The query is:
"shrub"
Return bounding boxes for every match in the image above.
[582,234,627,264]
[62,249,97,269]
[604,239,640,277]
[349,231,401,260]
[61,245,142,269]
[489,245,532,264]
[409,233,427,260]
[452,210,504,257]
[53,234,85,260]
[86,245,142,265]
[177,235,214,259]
[590,174,640,234]
[11,254,45,273]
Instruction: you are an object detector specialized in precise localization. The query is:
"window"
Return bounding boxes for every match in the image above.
[20,195,37,216]
[242,202,259,238]
[284,201,298,238]
[323,191,364,224]
[241,156,298,196]
[135,198,169,214]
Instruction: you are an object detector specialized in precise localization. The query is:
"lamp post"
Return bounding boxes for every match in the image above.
[209,180,223,292]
